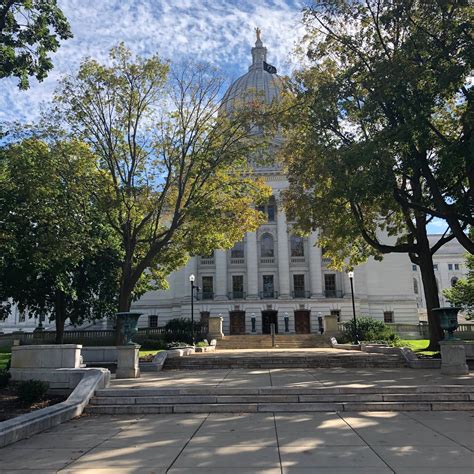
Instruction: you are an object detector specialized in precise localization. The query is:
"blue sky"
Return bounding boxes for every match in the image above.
[0,0,306,122]
[0,0,449,234]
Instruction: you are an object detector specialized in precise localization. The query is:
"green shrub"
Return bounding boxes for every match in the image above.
[340,316,400,344]
[164,317,202,333]
[0,369,11,388]
[17,380,49,405]
[195,341,208,347]
[133,335,167,350]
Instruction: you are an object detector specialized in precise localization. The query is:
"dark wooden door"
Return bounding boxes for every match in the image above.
[229,311,246,335]
[294,310,311,334]
[262,311,278,334]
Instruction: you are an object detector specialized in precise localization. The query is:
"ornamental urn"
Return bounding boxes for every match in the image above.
[432,307,462,341]
[116,312,142,345]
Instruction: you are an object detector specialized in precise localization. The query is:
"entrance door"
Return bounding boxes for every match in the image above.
[294,310,311,334]
[229,311,246,335]
[262,310,278,334]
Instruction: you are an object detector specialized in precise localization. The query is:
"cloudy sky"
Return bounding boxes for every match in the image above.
[0,0,450,234]
[0,0,306,123]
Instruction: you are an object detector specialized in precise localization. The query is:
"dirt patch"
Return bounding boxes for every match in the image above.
[0,386,66,422]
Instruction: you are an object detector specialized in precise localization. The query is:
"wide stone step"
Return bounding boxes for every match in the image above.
[94,385,474,397]
[87,385,473,413]
[216,335,332,349]
[86,400,474,414]
[90,393,472,405]
[163,355,406,370]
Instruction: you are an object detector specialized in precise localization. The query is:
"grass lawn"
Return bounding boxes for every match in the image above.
[139,350,163,358]
[0,351,11,370]
[399,339,439,356]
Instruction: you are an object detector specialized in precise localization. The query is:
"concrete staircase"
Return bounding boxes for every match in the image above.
[86,385,474,414]
[216,334,332,349]
[163,352,407,370]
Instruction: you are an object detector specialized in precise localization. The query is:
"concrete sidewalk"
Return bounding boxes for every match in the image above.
[0,411,472,472]
[110,367,474,390]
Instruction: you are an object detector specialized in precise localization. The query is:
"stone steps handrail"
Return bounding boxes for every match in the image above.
[0,368,110,449]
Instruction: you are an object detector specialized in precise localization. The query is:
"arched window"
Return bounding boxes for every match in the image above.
[290,236,304,257]
[261,234,274,257]
[451,277,459,287]
[413,278,419,294]
[231,241,244,258]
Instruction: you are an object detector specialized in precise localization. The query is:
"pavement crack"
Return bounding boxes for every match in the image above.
[272,412,283,474]
[165,413,210,473]
[402,411,474,453]
[337,412,396,473]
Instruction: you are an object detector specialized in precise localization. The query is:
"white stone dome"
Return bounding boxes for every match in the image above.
[221,33,283,114]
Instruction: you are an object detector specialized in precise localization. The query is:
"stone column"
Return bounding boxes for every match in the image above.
[308,231,323,297]
[215,250,228,300]
[246,232,258,299]
[184,256,198,300]
[277,206,290,298]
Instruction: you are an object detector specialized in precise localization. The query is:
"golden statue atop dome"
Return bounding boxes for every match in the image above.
[255,27,261,42]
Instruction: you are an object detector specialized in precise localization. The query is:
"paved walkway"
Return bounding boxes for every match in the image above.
[110,367,474,389]
[0,411,472,472]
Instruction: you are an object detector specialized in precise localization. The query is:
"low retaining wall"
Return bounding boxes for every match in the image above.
[0,368,110,448]
[81,346,118,365]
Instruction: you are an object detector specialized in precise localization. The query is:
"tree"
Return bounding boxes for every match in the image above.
[0,0,72,89]
[280,0,472,348]
[444,252,474,320]
[0,137,121,343]
[54,45,270,342]
[301,0,473,252]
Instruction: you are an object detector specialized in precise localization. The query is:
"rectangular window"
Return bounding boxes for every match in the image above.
[324,274,337,297]
[412,264,417,271]
[433,264,438,271]
[202,276,214,300]
[148,315,158,328]
[291,236,304,257]
[267,204,276,222]
[383,311,394,323]
[454,263,459,270]
[232,275,244,299]
[448,263,453,271]
[262,275,274,298]
[231,241,244,259]
[293,274,306,298]
[330,309,341,322]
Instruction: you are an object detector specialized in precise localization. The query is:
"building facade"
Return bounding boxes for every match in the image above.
[131,35,420,334]
[412,236,469,320]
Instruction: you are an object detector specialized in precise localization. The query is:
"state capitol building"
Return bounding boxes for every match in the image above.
[131,33,420,336]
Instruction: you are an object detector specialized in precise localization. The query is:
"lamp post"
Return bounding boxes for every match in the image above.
[189,274,199,345]
[348,271,357,344]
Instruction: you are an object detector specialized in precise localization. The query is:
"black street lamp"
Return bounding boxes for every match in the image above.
[348,271,358,344]
[189,274,199,345]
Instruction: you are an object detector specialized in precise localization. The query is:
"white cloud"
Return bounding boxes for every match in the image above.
[0,0,305,123]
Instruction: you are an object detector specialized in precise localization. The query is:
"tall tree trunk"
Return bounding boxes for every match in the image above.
[416,224,443,350]
[115,279,132,345]
[54,291,66,344]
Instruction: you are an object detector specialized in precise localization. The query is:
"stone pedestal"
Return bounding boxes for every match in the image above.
[324,315,338,335]
[440,341,469,375]
[116,344,140,379]
[208,316,224,340]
